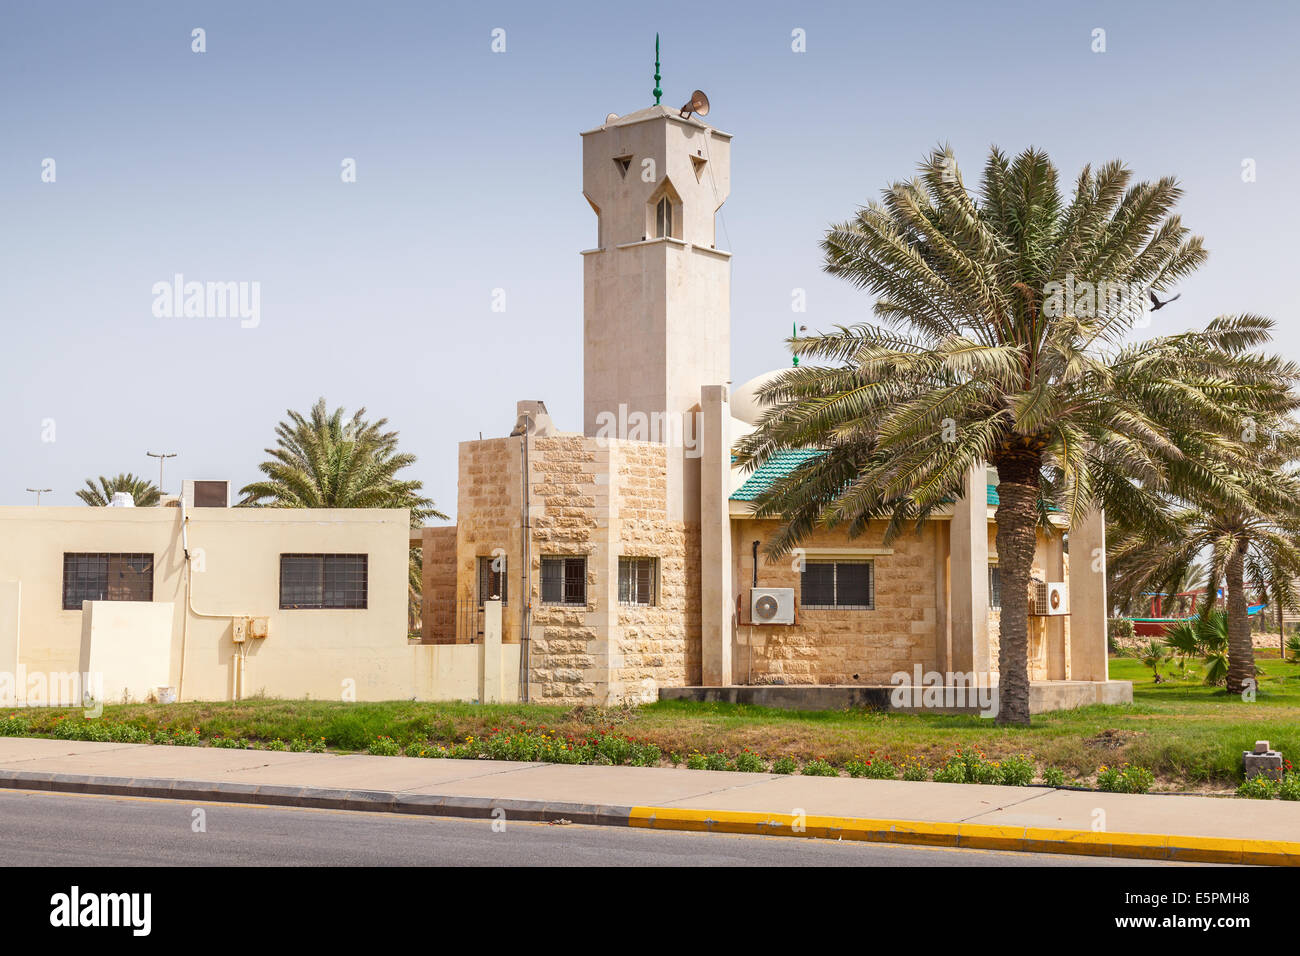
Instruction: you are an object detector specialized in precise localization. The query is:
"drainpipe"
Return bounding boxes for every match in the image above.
[177,498,244,701]
[519,419,532,702]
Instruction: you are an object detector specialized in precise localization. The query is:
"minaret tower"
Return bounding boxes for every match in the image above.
[579,88,731,520]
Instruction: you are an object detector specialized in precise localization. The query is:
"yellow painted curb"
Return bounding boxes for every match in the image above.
[627,806,1300,866]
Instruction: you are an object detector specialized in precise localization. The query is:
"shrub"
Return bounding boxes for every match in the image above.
[733,750,766,773]
[209,736,250,749]
[686,752,708,770]
[970,759,1004,785]
[1278,773,1300,802]
[108,723,153,744]
[1041,767,1066,788]
[771,755,797,775]
[704,751,729,772]
[0,714,31,737]
[628,741,662,767]
[1095,763,1155,794]
[1237,774,1278,800]
[367,736,401,756]
[898,756,929,781]
[999,754,1035,787]
[846,757,896,780]
[264,738,288,752]
[159,727,202,747]
[289,736,328,753]
[801,758,838,777]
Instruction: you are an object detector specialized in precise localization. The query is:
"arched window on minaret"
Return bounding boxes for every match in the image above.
[655,196,672,239]
[647,178,682,241]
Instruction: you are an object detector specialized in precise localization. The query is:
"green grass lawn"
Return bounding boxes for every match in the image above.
[5,656,1298,791]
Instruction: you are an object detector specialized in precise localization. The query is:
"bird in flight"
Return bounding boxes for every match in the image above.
[1148,290,1182,311]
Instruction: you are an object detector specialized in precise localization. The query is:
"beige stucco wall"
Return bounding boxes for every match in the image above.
[0,506,414,702]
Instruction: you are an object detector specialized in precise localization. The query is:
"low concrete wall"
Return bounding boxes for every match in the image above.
[409,642,521,703]
[659,680,1133,715]
[79,601,174,706]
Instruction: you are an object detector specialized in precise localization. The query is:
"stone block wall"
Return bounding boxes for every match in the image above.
[735,520,941,685]
[528,435,605,703]
[419,525,458,644]
[455,438,522,644]
[611,440,698,699]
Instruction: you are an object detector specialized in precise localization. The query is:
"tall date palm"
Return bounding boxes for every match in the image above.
[736,146,1293,724]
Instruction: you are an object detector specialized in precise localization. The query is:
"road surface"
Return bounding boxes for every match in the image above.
[0,789,1196,866]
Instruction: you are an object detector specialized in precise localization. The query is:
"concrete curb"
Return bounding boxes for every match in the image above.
[3,769,1296,865]
[627,806,1300,866]
[0,770,633,828]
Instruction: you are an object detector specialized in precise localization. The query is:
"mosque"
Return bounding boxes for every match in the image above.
[416,92,1128,712]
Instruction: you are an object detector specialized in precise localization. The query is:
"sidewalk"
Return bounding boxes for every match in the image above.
[1,737,1297,865]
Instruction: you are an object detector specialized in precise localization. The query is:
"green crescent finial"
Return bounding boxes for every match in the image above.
[792,321,799,367]
[653,34,662,105]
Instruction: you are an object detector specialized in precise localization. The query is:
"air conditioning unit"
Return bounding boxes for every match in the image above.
[182,479,231,508]
[1033,582,1069,616]
[749,587,796,625]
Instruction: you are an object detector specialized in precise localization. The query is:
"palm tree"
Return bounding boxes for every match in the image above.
[1162,619,1199,675]
[76,473,160,507]
[239,398,446,624]
[1140,640,1167,681]
[1109,444,1300,695]
[735,145,1293,725]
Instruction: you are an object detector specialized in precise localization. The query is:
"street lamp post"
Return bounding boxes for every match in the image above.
[146,451,177,495]
[25,487,52,506]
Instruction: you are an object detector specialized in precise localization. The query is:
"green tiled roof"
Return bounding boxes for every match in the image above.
[730,449,825,501]
[731,450,1002,507]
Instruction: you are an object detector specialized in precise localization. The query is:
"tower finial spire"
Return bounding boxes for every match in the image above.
[653,33,662,105]
[792,321,800,367]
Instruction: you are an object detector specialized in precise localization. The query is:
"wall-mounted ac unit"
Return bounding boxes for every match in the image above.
[749,587,796,625]
[1033,582,1069,616]
[182,479,231,508]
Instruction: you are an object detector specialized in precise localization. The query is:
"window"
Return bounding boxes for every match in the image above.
[800,560,873,609]
[618,557,656,606]
[62,553,154,610]
[989,566,1001,609]
[279,554,368,609]
[655,196,673,238]
[477,555,508,605]
[541,556,587,606]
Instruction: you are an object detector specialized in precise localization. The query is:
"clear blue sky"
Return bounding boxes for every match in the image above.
[2,0,1296,517]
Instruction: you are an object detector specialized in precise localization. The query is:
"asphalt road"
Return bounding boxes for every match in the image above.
[0,789,1205,867]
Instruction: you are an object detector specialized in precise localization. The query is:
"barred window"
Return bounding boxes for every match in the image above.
[280,554,367,609]
[541,556,586,606]
[62,553,153,610]
[800,559,873,609]
[618,557,656,606]
[477,555,508,605]
[989,565,1001,609]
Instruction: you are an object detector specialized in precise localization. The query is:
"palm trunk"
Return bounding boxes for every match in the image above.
[1224,544,1254,694]
[993,456,1039,726]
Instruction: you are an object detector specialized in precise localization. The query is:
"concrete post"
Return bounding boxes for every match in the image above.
[1070,509,1109,682]
[934,523,951,674]
[481,599,503,703]
[700,385,733,686]
[1045,532,1067,680]
[950,463,990,675]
